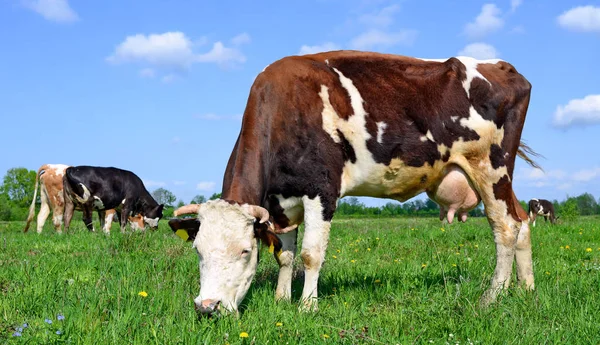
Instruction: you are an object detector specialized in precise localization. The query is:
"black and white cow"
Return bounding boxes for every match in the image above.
[63,166,164,232]
[528,198,557,226]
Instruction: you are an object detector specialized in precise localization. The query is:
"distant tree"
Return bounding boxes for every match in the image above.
[0,167,36,207]
[191,195,207,204]
[559,197,579,221]
[176,200,185,208]
[151,188,177,207]
[209,193,222,200]
[575,193,597,216]
[0,193,12,221]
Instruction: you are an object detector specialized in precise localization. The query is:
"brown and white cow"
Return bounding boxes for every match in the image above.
[182,51,538,315]
[24,164,143,233]
[528,198,557,226]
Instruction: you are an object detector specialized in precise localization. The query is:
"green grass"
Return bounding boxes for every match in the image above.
[1,216,599,344]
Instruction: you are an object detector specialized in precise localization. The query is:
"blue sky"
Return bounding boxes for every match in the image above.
[1,0,599,206]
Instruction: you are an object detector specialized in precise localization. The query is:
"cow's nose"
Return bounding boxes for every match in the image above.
[195,299,220,316]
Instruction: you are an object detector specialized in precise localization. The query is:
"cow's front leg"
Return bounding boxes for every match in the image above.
[120,205,131,233]
[299,195,332,312]
[275,229,298,302]
[82,206,95,232]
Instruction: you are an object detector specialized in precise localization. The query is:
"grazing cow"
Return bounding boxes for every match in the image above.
[24,164,142,233]
[183,51,539,315]
[63,166,164,232]
[528,198,557,226]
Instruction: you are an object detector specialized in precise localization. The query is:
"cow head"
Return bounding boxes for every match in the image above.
[143,204,164,229]
[528,199,542,216]
[187,200,281,316]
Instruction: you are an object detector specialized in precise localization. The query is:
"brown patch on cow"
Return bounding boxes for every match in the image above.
[492,175,520,221]
[489,144,505,169]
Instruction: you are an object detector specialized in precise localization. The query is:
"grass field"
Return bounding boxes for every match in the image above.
[1,215,599,344]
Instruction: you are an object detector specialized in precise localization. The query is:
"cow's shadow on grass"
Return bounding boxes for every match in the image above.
[240,263,468,314]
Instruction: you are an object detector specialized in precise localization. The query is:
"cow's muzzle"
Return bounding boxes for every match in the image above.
[195,299,220,316]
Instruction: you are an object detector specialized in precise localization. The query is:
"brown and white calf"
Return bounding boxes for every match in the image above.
[180,51,538,315]
[528,198,557,226]
[24,164,143,233]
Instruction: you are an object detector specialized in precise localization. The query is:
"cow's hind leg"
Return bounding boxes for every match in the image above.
[82,206,95,232]
[275,229,298,302]
[479,181,529,306]
[299,195,333,311]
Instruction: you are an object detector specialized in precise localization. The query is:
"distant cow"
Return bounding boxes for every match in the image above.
[24,164,142,233]
[63,166,164,232]
[178,51,539,315]
[528,198,557,226]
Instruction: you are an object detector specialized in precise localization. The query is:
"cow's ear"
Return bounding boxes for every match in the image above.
[157,204,164,214]
[168,218,200,242]
[254,221,282,257]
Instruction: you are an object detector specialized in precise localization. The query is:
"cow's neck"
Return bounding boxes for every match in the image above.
[221,134,267,206]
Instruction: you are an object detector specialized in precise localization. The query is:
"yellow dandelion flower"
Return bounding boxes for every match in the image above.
[411,228,414,231]
[440,228,445,232]
[332,255,337,259]
[579,232,583,235]
[323,334,330,339]
[138,291,148,297]
[336,249,341,253]
[452,264,457,267]
[474,244,479,248]
[376,237,380,240]
[276,322,283,327]
[565,245,570,249]
[351,259,356,263]
[586,248,592,252]
[374,279,381,283]
[239,332,249,338]
[421,263,427,268]
[545,271,550,275]
[367,248,371,251]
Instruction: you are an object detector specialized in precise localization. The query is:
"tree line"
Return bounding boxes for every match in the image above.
[0,167,598,221]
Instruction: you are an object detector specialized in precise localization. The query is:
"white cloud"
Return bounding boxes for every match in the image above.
[510,0,523,13]
[231,33,251,46]
[350,29,417,50]
[553,94,600,128]
[464,4,504,39]
[23,0,79,23]
[196,181,216,191]
[299,42,342,55]
[557,6,600,33]
[572,167,600,182]
[106,32,247,71]
[143,180,166,188]
[139,68,155,78]
[195,42,246,67]
[358,4,400,27]
[458,43,499,59]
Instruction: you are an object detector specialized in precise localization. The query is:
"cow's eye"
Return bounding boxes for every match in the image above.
[241,249,252,256]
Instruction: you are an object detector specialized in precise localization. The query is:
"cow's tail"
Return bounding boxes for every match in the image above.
[517,140,543,170]
[24,165,45,232]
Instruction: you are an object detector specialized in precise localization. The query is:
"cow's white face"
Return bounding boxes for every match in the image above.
[193,201,261,315]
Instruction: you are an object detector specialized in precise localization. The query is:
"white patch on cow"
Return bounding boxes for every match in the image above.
[103,211,114,233]
[325,59,329,65]
[420,130,435,143]
[75,183,92,203]
[451,116,459,122]
[47,164,69,176]
[193,200,260,313]
[376,121,387,144]
[131,217,145,231]
[93,196,104,209]
[532,198,539,202]
[143,216,159,228]
[121,198,126,204]
[319,85,341,143]
[274,194,304,232]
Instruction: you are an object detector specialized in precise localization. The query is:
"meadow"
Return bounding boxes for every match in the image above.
[1,216,599,344]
